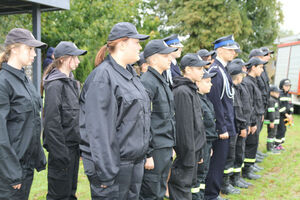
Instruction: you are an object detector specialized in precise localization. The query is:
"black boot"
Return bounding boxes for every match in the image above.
[242,166,261,180]
[239,176,253,186]
[267,142,281,154]
[231,173,248,188]
[250,165,260,173]
[253,163,264,171]
[221,176,240,195]
[257,150,268,157]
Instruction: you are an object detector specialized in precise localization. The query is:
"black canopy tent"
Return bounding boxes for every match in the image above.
[0,0,70,94]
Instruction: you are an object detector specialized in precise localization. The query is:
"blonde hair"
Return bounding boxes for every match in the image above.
[94,37,129,67]
[0,43,22,69]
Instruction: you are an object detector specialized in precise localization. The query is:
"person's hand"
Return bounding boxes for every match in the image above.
[239,129,247,138]
[250,126,257,134]
[270,122,275,129]
[261,115,264,122]
[210,149,213,157]
[100,184,107,188]
[248,126,251,135]
[12,184,21,190]
[145,157,155,170]
[198,158,203,164]
[219,132,229,139]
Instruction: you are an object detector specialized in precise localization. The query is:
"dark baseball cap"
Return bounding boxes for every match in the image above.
[108,22,149,41]
[180,53,210,70]
[245,57,268,69]
[227,62,247,75]
[197,49,215,58]
[54,41,87,59]
[269,85,280,93]
[137,52,146,66]
[202,70,217,79]
[5,28,47,48]
[231,58,247,66]
[143,39,177,59]
[248,48,268,59]
[260,47,274,55]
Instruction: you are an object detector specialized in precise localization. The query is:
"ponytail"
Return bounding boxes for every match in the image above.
[40,56,68,97]
[94,37,129,67]
[0,44,21,70]
[94,44,108,67]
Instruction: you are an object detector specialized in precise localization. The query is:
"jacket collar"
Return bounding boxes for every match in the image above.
[216,56,228,68]
[1,63,27,81]
[147,66,168,85]
[107,54,136,80]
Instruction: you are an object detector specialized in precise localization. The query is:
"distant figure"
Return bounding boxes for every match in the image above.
[43,47,54,72]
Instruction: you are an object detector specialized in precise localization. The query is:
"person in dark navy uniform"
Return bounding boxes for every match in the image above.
[163,34,184,86]
[204,35,239,200]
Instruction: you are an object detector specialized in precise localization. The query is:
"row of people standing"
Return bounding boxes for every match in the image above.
[0,22,293,200]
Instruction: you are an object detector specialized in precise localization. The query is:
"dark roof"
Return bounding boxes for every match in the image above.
[0,0,70,15]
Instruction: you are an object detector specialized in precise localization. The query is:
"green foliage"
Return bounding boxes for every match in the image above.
[0,0,283,81]
[151,0,283,60]
[0,0,162,83]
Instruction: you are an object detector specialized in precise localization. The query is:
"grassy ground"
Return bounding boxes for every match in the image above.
[30,115,300,199]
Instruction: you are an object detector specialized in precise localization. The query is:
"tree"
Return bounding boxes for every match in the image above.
[151,0,283,60]
[0,0,162,83]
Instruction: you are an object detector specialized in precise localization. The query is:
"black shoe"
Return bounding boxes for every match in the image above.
[256,153,264,159]
[254,163,264,170]
[221,176,241,195]
[255,157,263,163]
[250,165,260,173]
[221,184,241,195]
[240,177,253,186]
[257,150,268,157]
[242,168,261,180]
[231,173,248,189]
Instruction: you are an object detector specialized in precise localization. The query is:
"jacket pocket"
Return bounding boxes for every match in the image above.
[61,105,79,126]
[9,102,32,122]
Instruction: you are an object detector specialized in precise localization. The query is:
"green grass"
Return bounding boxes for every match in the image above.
[29,115,300,199]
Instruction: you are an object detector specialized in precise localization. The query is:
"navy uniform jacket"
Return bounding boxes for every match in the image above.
[207,59,236,136]
[170,62,182,78]
[79,55,151,185]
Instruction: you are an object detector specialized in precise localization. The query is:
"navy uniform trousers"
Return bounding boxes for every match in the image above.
[204,139,229,200]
